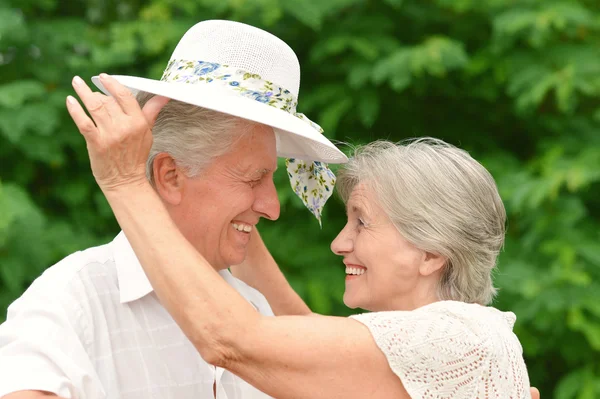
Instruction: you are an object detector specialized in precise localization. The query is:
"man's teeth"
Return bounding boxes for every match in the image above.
[345,267,366,276]
[232,223,252,233]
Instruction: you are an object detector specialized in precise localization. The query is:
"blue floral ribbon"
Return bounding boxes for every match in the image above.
[161,59,336,225]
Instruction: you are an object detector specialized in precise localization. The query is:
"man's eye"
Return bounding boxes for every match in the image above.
[358,218,365,226]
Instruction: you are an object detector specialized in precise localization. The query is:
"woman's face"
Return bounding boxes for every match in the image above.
[330,184,444,311]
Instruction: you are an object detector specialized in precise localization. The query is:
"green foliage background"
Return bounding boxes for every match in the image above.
[1,0,600,396]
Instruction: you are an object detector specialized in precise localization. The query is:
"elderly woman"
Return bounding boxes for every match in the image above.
[67,75,534,399]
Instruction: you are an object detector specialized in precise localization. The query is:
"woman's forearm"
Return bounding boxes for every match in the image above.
[230,230,312,316]
[103,183,259,365]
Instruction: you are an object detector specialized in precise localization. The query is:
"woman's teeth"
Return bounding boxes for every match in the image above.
[345,267,366,275]
[232,223,252,233]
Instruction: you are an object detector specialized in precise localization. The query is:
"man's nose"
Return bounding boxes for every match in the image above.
[253,178,281,221]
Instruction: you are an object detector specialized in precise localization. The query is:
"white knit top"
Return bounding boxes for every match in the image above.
[351,301,531,399]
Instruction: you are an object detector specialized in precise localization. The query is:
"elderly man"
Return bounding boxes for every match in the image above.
[0,20,346,399]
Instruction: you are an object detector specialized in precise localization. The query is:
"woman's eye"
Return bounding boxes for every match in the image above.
[357,218,365,227]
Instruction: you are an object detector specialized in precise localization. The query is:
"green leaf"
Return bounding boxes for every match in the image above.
[0,7,28,44]
[0,102,60,144]
[318,97,353,135]
[347,63,373,89]
[0,81,46,108]
[567,308,600,350]
[280,0,326,30]
[0,183,46,286]
[555,367,590,399]
[383,0,403,8]
[357,90,380,127]
[493,2,596,49]
[373,48,412,90]
[373,37,468,91]
[579,243,600,267]
[410,36,469,77]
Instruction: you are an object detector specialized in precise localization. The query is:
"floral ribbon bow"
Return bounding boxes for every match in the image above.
[161,59,337,225]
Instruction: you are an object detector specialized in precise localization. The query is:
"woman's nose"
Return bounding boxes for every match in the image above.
[331,224,353,255]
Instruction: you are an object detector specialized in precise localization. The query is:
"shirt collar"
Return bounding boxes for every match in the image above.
[113,231,153,304]
[112,231,257,306]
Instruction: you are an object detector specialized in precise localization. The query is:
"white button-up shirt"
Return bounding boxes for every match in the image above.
[0,232,274,399]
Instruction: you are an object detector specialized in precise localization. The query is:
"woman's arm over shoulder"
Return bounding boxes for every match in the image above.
[99,180,405,399]
[226,313,410,399]
[225,308,536,399]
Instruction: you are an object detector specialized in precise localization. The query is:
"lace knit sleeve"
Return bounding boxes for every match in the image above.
[350,301,531,399]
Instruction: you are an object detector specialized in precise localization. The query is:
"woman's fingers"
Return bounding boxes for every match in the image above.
[66,74,155,192]
[101,95,124,120]
[99,73,170,128]
[70,73,169,134]
[98,73,142,116]
[66,95,98,139]
[72,76,112,128]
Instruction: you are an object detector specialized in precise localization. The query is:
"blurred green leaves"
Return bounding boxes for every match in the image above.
[1,0,600,397]
[373,36,469,91]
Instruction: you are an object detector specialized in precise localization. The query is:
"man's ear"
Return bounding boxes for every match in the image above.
[420,251,446,277]
[153,153,184,205]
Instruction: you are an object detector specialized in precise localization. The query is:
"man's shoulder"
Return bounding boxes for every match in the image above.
[225,272,274,316]
[19,239,118,303]
[3,238,121,329]
[46,240,114,279]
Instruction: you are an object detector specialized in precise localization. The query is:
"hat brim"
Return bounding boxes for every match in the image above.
[91,75,348,164]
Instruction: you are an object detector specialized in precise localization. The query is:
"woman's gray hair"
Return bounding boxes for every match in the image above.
[337,138,506,305]
[136,92,248,184]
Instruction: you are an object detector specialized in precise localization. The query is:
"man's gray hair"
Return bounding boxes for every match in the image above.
[337,138,506,305]
[136,92,247,184]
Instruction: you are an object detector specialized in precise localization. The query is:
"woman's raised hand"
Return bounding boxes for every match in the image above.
[66,74,169,192]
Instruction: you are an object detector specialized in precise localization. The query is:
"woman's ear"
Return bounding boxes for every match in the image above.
[153,153,184,205]
[420,251,446,277]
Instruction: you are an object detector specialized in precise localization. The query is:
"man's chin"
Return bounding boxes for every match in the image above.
[221,250,248,270]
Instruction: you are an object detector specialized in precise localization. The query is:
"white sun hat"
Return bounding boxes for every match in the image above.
[91,19,347,164]
[91,19,345,224]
